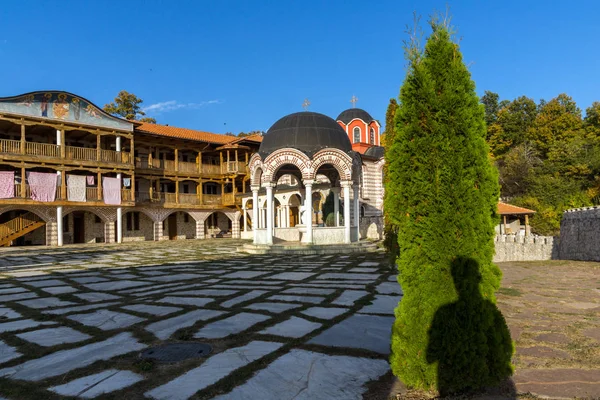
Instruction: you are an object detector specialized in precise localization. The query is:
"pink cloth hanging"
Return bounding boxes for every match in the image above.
[28,172,57,202]
[87,175,95,185]
[102,177,121,205]
[0,171,15,199]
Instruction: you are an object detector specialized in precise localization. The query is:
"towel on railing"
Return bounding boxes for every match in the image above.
[28,172,57,202]
[0,171,14,199]
[103,177,121,205]
[67,175,86,202]
[123,178,131,187]
[86,175,95,185]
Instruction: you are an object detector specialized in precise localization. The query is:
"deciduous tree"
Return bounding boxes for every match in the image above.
[104,91,156,123]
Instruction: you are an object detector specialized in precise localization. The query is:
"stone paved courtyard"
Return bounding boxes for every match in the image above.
[0,241,598,399]
[0,240,398,399]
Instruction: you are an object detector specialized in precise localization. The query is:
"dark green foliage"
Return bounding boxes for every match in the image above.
[382,98,399,260]
[388,19,513,393]
[103,90,156,123]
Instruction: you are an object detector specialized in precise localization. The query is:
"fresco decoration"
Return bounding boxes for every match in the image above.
[0,91,133,132]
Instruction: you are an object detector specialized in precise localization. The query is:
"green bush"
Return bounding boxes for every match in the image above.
[388,19,513,394]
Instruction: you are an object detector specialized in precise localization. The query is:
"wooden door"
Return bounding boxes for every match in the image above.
[73,212,85,243]
[168,213,178,240]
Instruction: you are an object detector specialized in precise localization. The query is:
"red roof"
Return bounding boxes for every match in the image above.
[498,202,536,215]
[135,122,234,145]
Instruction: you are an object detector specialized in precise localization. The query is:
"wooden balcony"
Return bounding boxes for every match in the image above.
[0,139,132,166]
[7,184,134,204]
[134,156,246,176]
[134,191,240,207]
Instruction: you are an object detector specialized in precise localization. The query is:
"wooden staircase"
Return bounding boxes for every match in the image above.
[0,212,46,247]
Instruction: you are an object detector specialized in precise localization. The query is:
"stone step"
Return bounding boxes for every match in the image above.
[238,241,378,255]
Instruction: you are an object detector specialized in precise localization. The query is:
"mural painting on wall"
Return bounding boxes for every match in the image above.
[2,92,132,131]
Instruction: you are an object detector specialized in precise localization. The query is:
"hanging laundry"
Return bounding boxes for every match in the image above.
[123,178,131,187]
[0,171,15,199]
[86,175,95,185]
[28,172,57,202]
[102,177,121,205]
[67,175,86,202]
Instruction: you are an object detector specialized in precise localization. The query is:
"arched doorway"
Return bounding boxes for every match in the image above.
[204,211,231,238]
[287,194,301,227]
[121,210,154,241]
[62,210,105,244]
[164,211,196,240]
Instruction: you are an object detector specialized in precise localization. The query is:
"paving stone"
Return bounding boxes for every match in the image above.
[213,349,389,400]
[534,333,570,344]
[514,368,600,399]
[0,340,21,364]
[83,280,151,291]
[246,302,303,313]
[358,262,380,267]
[358,295,399,315]
[74,292,122,302]
[41,285,78,295]
[376,281,402,295]
[171,289,239,297]
[221,271,270,279]
[23,279,66,288]
[349,267,378,273]
[0,287,27,295]
[260,316,321,338]
[282,287,336,296]
[301,307,348,320]
[146,309,225,340]
[0,307,22,320]
[43,302,120,315]
[331,290,369,306]
[50,369,144,398]
[221,290,269,308]
[145,341,283,400]
[122,304,182,316]
[194,312,270,339]
[317,273,380,280]
[16,327,91,347]
[0,292,38,302]
[0,332,146,381]
[70,276,110,284]
[517,346,571,359]
[17,297,77,309]
[0,319,54,333]
[268,295,324,304]
[309,314,394,355]
[68,310,146,331]
[144,273,203,282]
[267,272,315,281]
[156,296,214,307]
[583,327,600,342]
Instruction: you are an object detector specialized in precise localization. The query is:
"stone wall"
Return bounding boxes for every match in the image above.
[493,235,558,262]
[558,207,600,261]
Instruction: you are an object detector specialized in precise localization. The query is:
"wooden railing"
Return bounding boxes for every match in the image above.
[202,164,221,175]
[0,212,43,241]
[203,194,221,205]
[221,192,235,205]
[86,187,101,201]
[179,193,201,205]
[0,139,21,154]
[66,146,96,161]
[25,142,60,158]
[178,161,198,174]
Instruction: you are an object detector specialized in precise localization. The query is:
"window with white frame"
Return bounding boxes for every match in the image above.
[353,127,361,143]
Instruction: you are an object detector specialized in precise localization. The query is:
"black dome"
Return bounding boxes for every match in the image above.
[259,112,352,158]
[336,108,375,124]
[364,145,385,159]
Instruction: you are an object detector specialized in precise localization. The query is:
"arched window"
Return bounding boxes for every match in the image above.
[353,127,361,143]
[369,128,375,144]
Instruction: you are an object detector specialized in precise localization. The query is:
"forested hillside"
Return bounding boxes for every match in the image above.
[482,92,600,235]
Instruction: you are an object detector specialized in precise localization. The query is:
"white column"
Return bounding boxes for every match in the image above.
[243,206,248,232]
[332,188,340,227]
[56,206,63,246]
[342,181,351,244]
[116,206,122,243]
[353,184,360,240]
[284,205,289,228]
[116,136,121,152]
[252,185,259,244]
[265,183,274,245]
[304,179,314,244]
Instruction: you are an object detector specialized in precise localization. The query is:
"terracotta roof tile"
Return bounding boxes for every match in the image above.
[230,134,264,143]
[135,122,234,145]
[498,202,536,215]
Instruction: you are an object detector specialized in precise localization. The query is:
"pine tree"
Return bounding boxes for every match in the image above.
[382,98,400,260]
[388,17,513,394]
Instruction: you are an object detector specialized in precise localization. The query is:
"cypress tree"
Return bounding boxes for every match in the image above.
[382,98,400,260]
[388,18,513,394]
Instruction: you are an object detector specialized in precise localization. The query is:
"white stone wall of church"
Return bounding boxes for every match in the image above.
[360,161,383,213]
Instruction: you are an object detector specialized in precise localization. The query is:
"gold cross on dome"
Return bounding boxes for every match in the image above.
[302,98,310,110]
[350,95,358,108]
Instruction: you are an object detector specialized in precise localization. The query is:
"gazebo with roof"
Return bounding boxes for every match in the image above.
[248,111,362,246]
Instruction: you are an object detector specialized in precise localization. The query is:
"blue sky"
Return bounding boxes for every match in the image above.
[1,1,599,134]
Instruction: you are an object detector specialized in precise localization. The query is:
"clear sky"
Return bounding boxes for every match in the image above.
[1,1,599,134]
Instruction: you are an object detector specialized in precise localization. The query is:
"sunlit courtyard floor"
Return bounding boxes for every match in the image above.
[0,241,597,399]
